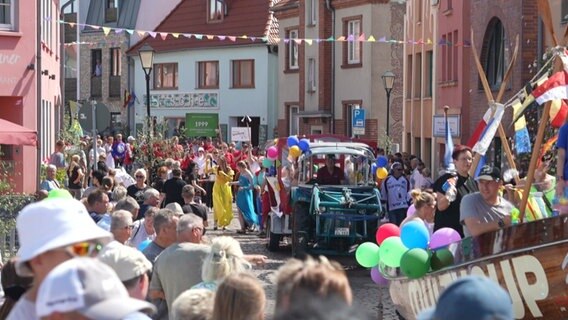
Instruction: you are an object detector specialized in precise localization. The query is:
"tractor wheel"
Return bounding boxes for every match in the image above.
[292,202,309,258]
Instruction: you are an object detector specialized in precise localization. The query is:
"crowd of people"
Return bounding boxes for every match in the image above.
[41,135,276,236]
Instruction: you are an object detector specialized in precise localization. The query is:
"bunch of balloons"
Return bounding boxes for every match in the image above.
[286,135,310,159]
[374,156,389,180]
[355,223,461,282]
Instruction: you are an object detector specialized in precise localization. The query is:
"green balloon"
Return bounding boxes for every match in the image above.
[355,242,380,268]
[378,237,407,268]
[430,248,455,271]
[400,248,430,279]
[47,189,73,200]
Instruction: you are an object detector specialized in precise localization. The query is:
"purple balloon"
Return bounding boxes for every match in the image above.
[430,227,461,249]
[406,205,416,218]
[370,267,389,286]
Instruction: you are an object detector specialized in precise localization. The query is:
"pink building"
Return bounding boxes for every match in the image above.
[0,0,61,193]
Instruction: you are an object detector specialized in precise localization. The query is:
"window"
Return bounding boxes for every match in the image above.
[453,30,458,81]
[406,55,412,99]
[198,61,219,89]
[0,0,14,30]
[441,34,447,81]
[153,63,178,89]
[447,0,453,10]
[308,58,316,92]
[110,48,121,76]
[287,29,299,70]
[91,49,102,77]
[414,53,422,98]
[208,0,225,22]
[425,51,433,97]
[288,105,299,135]
[481,18,505,89]
[105,0,118,22]
[343,17,362,67]
[308,0,317,26]
[232,60,254,88]
[562,1,568,23]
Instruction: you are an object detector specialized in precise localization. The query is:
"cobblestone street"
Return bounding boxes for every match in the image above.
[207,207,400,319]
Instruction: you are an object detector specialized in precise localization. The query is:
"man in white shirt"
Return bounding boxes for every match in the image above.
[380,162,411,226]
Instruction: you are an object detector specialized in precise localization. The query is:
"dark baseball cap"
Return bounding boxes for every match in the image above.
[475,165,501,182]
[417,276,513,320]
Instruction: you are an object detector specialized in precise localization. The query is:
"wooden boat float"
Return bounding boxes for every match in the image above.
[387,215,568,320]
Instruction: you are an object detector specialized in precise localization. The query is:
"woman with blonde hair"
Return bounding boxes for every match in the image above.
[212,157,234,230]
[66,154,84,199]
[212,273,265,320]
[193,236,251,291]
[401,189,437,229]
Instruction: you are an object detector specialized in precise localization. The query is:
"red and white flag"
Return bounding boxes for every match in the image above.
[532,71,568,105]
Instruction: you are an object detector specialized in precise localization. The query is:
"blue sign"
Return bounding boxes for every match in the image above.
[352,108,365,135]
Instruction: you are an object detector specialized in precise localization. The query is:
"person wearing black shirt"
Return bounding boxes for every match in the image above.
[433,145,478,238]
[181,185,208,233]
[163,168,186,207]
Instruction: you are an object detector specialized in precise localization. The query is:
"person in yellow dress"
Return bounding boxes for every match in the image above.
[212,157,234,229]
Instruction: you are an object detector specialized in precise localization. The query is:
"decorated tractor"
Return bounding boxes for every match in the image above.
[263,135,383,257]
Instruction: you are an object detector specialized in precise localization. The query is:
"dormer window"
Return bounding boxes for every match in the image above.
[105,0,119,23]
[208,0,225,23]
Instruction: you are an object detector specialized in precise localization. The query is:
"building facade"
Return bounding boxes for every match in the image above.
[272,0,405,146]
[0,0,61,193]
[128,0,279,146]
[402,0,436,170]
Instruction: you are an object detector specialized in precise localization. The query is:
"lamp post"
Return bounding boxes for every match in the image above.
[382,70,395,137]
[138,44,155,134]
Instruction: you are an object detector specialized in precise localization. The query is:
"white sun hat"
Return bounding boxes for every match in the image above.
[15,198,112,276]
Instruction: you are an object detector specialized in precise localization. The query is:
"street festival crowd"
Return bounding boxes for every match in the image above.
[2,131,564,319]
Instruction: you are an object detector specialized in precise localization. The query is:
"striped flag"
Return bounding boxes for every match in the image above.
[472,103,505,156]
[466,108,492,148]
[444,112,454,170]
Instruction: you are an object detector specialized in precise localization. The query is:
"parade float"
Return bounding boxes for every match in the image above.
[353,1,568,318]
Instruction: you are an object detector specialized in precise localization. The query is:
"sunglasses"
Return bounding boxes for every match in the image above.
[135,175,145,178]
[67,242,103,257]
[124,225,134,230]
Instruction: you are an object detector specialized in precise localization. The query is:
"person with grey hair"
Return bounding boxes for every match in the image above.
[171,288,214,320]
[139,188,161,220]
[39,164,60,192]
[165,202,184,216]
[114,196,141,220]
[131,207,158,249]
[110,210,134,245]
[149,214,210,320]
[142,209,179,265]
[128,168,149,206]
[112,185,128,203]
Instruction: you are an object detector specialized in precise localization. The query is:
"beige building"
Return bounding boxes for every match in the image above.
[272,0,405,146]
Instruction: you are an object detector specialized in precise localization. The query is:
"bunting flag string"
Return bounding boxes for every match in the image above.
[57,19,473,46]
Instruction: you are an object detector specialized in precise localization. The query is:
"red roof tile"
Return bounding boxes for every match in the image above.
[128,0,276,54]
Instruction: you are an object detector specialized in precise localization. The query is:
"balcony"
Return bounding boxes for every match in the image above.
[109,76,121,98]
[65,78,77,102]
[91,76,102,98]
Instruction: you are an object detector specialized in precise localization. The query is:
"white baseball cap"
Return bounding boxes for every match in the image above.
[98,244,152,282]
[15,198,112,276]
[36,257,156,319]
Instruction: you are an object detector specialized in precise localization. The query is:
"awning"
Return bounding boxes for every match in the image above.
[0,118,37,146]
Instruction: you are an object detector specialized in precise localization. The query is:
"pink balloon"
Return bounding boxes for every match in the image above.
[406,205,416,218]
[267,146,278,160]
[370,267,389,286]
[430,228,461,249]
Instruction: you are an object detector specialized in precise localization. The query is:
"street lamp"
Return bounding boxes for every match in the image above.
[138,44,155,133]
[382,70,395,137]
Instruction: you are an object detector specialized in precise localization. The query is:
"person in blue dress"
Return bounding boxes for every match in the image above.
[236,161,259,233]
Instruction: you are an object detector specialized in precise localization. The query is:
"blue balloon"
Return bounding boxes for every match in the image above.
[287,136,300,147]
[376,156,388,168]
[400,220,430,249]
[137,239,152,252]
[298,139,310,152]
